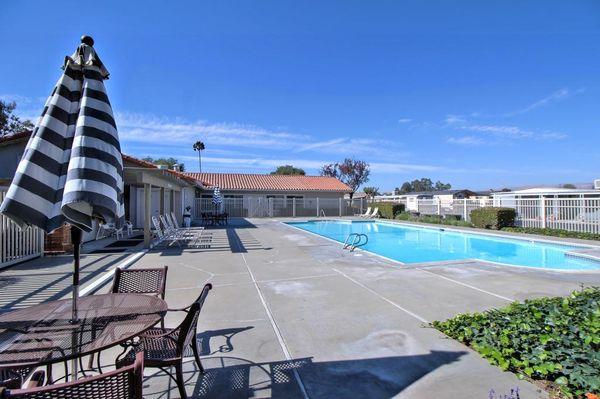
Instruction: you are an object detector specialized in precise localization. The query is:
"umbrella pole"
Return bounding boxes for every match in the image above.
[70,225,82,380]
[71,225,82,322]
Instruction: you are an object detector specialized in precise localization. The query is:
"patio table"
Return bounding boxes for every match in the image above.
[0,293,167,374]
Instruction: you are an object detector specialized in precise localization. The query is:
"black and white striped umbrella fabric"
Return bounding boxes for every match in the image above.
[0,37,124,234]
[212,186,222,206]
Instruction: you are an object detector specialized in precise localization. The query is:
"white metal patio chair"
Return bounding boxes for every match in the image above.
[164,213,192,241]
[370,207,380,218]
[160,214,185,242]
[356,207,371,218]
[151,215,182,247]
[168,212,202,240]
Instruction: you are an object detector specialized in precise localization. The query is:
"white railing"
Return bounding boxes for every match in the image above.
[193,197,367,219]
[193,194,600,234]
[1,190,45,268]
[495,197,600,234]
[371,196,600,234]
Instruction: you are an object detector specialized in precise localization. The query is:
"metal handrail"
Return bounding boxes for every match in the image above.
[343,233,368,251]
[343,233,359,249]
[350,233,368,251]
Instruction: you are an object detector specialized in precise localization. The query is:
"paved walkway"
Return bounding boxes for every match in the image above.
[126,219,600,398]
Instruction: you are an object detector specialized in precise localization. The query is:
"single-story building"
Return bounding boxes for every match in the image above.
[0,131,30,188]
[0,131,202,248]
[185,172,353,217]
[375,190,486,212]
[492,187,600,200]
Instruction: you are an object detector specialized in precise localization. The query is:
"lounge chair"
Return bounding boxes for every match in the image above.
[160,214,185,241]
[152,216,182,247]
[356,207,371,218]
[370,207,380,218]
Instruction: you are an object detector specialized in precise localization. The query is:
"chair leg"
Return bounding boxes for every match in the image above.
[174,362,187,399]
[191,337,205,374]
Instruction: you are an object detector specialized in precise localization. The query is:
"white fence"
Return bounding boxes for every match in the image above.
[1,190,44,268]
[192,195,600,234]
[373,196,600,234]
[194,197,367,219]
[494,197,600,234]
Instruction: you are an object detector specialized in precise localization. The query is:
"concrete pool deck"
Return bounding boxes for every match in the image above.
[1,218,598,397]
[120,218,600,398]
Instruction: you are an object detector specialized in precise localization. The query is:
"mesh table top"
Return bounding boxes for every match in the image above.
[0,293,167,368]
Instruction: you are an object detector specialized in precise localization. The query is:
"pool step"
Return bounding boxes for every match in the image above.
[565,248,600,264]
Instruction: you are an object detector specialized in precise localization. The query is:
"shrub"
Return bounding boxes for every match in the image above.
[375,202,405,219]
[433,287,600,398]
[394,212,473,227]
[502,227,600,241]
[470,207,516,230]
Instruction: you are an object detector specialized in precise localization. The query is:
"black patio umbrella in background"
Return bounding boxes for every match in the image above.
[0,35,124,322]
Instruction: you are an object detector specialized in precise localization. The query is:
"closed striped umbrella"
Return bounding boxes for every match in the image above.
[212,186,223,212]
[0,36,123,322]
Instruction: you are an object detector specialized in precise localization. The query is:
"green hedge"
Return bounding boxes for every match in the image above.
[502,227,600,241]
[433,288,600,398]
[394,212,473,227]
[470,207,516,230]
[375,202,405,219]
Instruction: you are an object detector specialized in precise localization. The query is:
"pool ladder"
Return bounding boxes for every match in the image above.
[343,233,368,252]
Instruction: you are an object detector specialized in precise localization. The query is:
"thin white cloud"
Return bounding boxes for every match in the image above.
[398,118,412,123]
[457,123,566,141]
[116,112,310,150]
[444,115,467,125]
[445,113,567,142]
[446,136,486,146]
[296,138,346,152]
[158,153,520,176]
[504,87,585,116]
[117,112,410,161]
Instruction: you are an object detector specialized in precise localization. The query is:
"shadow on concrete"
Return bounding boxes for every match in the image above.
[197,218,258,230]
[0,253,129,313]
[151,224,272,256]
[197,327,255,356]
[146,350,467,399]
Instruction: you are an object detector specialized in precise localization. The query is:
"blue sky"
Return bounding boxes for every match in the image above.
[1,1,599,192]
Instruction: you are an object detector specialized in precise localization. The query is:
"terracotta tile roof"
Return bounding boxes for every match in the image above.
[122,154,201,186]
[185,173,352,192]
[122,154,158,169]
[0,130,32,146]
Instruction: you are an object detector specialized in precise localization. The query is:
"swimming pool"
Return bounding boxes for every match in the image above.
[286,220,600,271]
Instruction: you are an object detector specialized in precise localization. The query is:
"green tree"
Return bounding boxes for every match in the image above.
[142,157,184,171]
[562,183,576,189]
[0,100,33,136]
[434,180,452,191]
[192,140,205,172]
[394,178,452,193]
[363,186,380,198]
[321,158,370,198]
[270,165,306,175]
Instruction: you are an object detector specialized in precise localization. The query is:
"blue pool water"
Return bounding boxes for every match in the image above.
[286,220,600,270]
